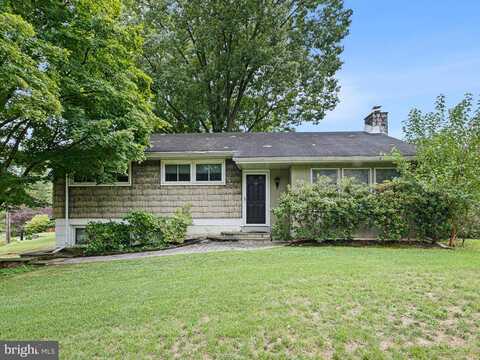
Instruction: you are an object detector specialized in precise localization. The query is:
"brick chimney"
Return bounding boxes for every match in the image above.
[364,105,388,135]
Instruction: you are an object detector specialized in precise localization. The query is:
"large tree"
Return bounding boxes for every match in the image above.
[0,1,165,210]
[134,0,352,132]
[401,94,480,246]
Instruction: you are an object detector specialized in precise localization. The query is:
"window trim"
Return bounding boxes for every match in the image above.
[310,168,340,184]
[161,159,226,186]
[374,167,399,184]
[341,168,372,185]
[69,163,132,187]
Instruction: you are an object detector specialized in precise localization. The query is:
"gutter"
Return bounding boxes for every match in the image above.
[146,151,235,159]
[233,155,416,164]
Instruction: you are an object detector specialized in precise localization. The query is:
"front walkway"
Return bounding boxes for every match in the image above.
[47,240,282,265]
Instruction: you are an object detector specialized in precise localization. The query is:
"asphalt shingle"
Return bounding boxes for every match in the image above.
[147,132,416,158]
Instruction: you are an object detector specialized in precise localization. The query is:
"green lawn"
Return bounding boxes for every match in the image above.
[1,242,480,359]
[0,232,56,257]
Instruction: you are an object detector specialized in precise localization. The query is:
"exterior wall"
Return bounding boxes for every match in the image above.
[53,159,242,220]
[56,218,242,248]
[53,159,242,246]
[269,169,290,225]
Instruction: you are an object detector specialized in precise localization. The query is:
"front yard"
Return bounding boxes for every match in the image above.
[0,232,56,258]
[1,242,479,359]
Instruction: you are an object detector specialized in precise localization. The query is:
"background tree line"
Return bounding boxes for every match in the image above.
[1,0,352,214]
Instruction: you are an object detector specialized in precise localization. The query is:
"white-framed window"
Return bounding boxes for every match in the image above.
[311,168,340,184]
[161,159,226,185]
[342,168,371,185]
[74,227,87,245]
[374,168,400,184]
[69,163,132,187]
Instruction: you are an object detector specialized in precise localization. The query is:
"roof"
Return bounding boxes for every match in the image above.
[147,132,416,159]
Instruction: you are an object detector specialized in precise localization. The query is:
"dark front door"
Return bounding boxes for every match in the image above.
[246,174,266,224]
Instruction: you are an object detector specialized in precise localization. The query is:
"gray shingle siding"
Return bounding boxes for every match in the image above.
[53,160,242,219]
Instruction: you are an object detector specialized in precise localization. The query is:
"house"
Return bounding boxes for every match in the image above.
[53,107,416,246]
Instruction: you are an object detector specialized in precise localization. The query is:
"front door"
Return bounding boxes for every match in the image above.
[246,174,266,224]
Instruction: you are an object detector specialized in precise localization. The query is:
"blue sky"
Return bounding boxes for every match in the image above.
[297,0,480,138]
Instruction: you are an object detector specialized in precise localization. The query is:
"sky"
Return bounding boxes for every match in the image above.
[297,0,480,138]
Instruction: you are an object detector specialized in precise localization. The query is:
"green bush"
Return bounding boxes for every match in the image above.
[372,179,453,242]
[272,178,371,241]
[124,210,163,246]
[84,206,192,255]
[273,177,455,242]
[84,221,130,255]
[24,214,54,236]
[160,205,192,244]
[459,205,480,239]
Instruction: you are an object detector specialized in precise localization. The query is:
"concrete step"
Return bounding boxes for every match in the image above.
[220,231,271,241]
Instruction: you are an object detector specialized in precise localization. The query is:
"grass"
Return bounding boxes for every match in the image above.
[0,232,56,258]
[1,241,480,359]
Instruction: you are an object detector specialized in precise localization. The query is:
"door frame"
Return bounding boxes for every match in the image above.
[242,170,270,227]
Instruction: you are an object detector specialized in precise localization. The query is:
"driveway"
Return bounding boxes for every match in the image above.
[47,240,283,265]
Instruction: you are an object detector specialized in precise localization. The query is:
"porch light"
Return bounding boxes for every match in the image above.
[274,176,280,189]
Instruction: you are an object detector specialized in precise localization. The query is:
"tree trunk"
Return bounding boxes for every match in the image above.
[5,210,11,244]
[448,224,457,247]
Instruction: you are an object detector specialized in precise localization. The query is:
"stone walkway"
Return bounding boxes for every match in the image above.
[47,240,283,265]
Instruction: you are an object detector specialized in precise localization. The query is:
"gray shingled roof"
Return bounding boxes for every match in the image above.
[147,132,416,158]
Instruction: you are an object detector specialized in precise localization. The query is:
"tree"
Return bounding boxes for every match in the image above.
[133,0,352,132]
[0,1,166,210]
[400,94,480,247]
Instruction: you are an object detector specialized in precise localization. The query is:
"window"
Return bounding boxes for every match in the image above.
[165,164,191,182]
[161,160,225,185]
[70,164,131,186]
[75,228,87,245]
[343,168,370,184]
[375,168,400,183]
[311,169,339,184]
[196,164,222,182]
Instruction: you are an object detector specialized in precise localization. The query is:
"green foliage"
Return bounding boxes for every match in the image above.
[133,0,352,132]
[84,206,192,254]
[273,177,454,242]
[124,210,162,246]
[372,179,452,242]
[400,94,480,245]
[24,214,53,236]
[160,205,193,244]
[84,221,130,255]
[272,178,371,242]
[0,1,166,210]
[0,12,64,209]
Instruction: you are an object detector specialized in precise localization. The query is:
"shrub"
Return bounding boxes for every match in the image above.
[160,205,192,244]
[459,205,480,240]
[84,206,192,254]
[273,176,456,243]
[84,222,130,255]
[10,207,52,236]
[124,210,163,246]
[372,179,453,242]
[272,178,371,242]
[24,214,54,236]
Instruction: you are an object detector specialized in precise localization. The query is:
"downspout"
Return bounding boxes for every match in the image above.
[65,174,69,246]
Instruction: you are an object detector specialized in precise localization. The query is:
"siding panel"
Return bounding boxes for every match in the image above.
[53,160,242,219]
